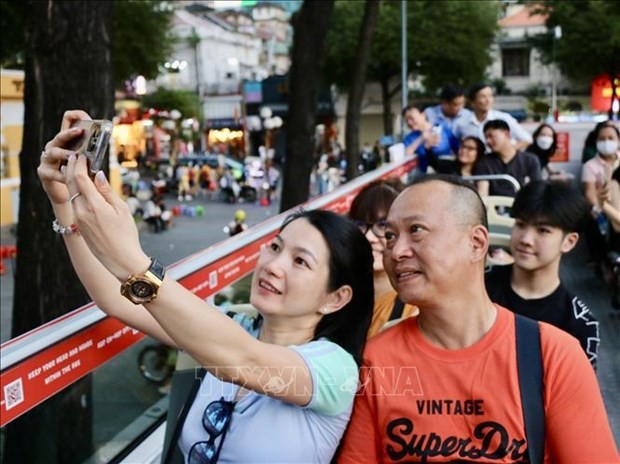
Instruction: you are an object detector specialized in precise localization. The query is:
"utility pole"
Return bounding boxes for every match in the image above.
[551,25,562,122]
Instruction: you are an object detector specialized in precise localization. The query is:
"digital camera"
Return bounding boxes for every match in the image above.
[69,119,113,176]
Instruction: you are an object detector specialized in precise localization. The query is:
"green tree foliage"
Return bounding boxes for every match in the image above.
[0,0,175,87]
[528,0,620,116]
[324,0,499,134]
[0,1,26,67]
[112,0,176,86]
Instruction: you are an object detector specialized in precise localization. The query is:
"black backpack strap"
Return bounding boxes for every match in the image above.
[162,367,206,464]
[515,314,545,464]
[389,298,405,321]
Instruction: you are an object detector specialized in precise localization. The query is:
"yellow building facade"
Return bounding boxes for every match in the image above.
[1,69,24,226]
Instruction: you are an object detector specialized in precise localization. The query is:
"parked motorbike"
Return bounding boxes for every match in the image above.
[137,343,177,385]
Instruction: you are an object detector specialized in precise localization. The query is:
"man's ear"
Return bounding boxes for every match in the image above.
[321,285,353,315]
[561,232,579,253]
[470,224,489,263]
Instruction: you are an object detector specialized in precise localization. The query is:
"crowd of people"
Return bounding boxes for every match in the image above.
[394,83,619,311]
[37,95,619,463]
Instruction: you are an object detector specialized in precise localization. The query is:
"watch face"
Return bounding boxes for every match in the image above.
[131,280,154,298]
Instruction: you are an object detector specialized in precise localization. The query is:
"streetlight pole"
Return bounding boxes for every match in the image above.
[551,25,562,122]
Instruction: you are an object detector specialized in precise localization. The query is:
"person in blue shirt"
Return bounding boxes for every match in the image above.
[423,84,472,134]
[402,104,458,174]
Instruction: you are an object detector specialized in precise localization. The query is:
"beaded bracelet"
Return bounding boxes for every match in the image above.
[52,219,80,236]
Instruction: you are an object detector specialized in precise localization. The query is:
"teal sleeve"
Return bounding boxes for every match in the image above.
[291,340,359,416]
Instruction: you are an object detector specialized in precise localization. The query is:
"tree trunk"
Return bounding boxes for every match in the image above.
[280,0,335,212]
[5,2,114,463]
[345,0,380,181]
[380,77,394,136]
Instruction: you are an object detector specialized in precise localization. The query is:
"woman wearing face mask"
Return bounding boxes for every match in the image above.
[528,123,558,177]
[582,122,620,270]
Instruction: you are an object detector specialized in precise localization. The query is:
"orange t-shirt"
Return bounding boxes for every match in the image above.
[368,290,419,338]
[339,306,618,463]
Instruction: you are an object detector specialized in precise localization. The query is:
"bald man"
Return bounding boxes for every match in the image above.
[338,175,617,463]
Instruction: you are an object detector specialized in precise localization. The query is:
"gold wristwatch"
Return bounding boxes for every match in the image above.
[121,258,166,304]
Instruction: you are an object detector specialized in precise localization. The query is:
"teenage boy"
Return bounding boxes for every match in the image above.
[474,119,541,197]
[485,180,600,368]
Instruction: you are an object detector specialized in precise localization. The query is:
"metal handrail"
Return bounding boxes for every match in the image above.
[463,174,520,194]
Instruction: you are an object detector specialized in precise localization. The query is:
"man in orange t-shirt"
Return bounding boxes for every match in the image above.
[338,175,618,463]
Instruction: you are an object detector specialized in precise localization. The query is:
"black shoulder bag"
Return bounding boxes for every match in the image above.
[515,314,545,464]
[389,298,405,321]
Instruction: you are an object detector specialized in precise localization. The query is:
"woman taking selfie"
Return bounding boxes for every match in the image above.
[38,111,374,463]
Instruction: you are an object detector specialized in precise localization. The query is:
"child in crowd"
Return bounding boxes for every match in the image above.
[143,194,167,233]
[225,209,248,237]
[485,180,600,368]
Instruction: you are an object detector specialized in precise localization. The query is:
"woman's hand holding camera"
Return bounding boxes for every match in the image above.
[37,110,90,205]
[39,110,149,281]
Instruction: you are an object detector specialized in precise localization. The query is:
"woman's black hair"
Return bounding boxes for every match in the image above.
[595,121,620,140]
[348,179,404,223]
[459,136,485,165]
[280,209,374,366]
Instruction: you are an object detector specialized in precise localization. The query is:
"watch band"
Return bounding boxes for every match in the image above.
[144,258,166,284]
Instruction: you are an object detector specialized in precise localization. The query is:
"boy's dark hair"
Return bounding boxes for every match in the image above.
[468,82,492,101]
[401,104,423,117]
[440,84,465,102]
[511,180,589,233]
[483,119,510,134]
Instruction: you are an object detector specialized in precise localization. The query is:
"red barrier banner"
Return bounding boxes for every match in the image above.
[550,132,570,163]
[183,237,274,300]
[1,319,144,426]
[0,243,277,427]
